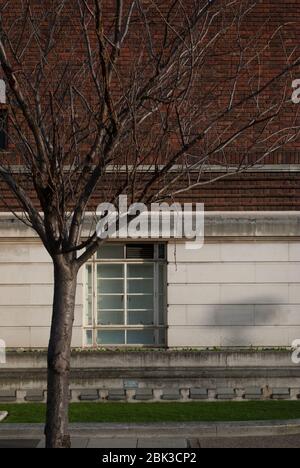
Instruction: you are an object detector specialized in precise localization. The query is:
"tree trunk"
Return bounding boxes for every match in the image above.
[45,256,78,448]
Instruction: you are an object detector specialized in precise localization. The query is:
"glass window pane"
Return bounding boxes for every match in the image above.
[98,279,124,294]
[159,328,166,345]
[97,310,124,325]
[98,295,124,310]
[128,279,153,294]
[97,245,124,259]
[126,244,154,259]
[158,264,166,294]
[97,330,125,345]
[127,295,153,310]
[159,295,165,325]
[85,329,93,346]
[85,297,93,326]
[84,242,167,349]
[127,264,154,278]
[86,265,93,295]
[128,310,154,325]
[97,264,124,278]
[127,329,155,345]
[159,244,166,259]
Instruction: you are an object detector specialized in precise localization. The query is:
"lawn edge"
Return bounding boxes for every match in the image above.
[0,420,300,439]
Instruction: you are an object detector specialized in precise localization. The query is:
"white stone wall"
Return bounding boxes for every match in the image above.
[0,212,300,349]
[168,241,300,347]
[0,242,84,348]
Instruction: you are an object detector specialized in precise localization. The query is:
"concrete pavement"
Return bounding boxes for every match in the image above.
[1,420,300,438]
[199,434,300,448]
[0,420,300,448]
[0,435,300,448]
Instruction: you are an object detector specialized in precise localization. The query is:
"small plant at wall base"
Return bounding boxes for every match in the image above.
[0,0,299,448]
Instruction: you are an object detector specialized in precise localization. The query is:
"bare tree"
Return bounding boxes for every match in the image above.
[0,0,299,448]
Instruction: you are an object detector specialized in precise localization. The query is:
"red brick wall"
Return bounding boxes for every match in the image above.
[0,0,299,211]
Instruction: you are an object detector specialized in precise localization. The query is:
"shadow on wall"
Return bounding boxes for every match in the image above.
[209,296,284,348]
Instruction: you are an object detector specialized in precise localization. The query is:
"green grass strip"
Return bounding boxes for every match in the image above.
[1,401,300,424]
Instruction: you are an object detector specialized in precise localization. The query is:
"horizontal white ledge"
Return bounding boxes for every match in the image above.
[3,164,300,173]
[0,211,299,238]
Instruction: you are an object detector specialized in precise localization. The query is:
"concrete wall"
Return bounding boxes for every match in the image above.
[168,241,300,347]
[1,351,300,402]
[0,242,84,348]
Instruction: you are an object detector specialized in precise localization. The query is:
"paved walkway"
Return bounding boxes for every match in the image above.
[1,435,300,448]
[1,420,300,438]
[1,421,300,448]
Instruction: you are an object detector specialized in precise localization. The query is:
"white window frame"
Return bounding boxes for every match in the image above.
[83,243,167,347]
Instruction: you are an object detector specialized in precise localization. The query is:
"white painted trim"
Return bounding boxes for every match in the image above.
[0,211,299,217]
[0,80,6,104]
[3,164,300,173]
[104,164,300,174]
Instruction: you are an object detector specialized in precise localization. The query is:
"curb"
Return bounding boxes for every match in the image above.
[0,420,300,439]
[0,412,8,423]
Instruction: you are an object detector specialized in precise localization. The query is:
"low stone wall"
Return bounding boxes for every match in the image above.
[0,350,299,403]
